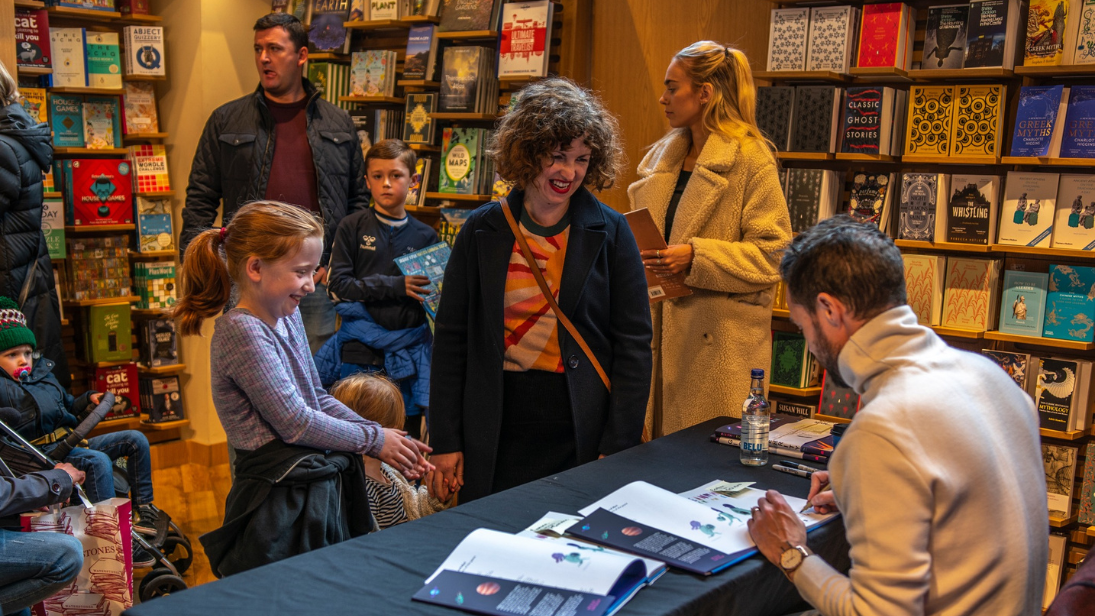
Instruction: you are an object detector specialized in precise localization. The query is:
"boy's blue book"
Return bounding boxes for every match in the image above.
[1043,264,1095,342]
[1060,86,1095,159]
[1011,86,1065,157]
[394,242,451,319]
[49,93,85,148]
[999,270,1049,337]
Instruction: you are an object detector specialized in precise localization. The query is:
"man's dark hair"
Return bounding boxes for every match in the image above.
[254,13,309,52]
[779,215,907,320]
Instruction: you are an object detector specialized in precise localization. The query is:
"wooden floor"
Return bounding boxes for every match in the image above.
[139,462,230,591]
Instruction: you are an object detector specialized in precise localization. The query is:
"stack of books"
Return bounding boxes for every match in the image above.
[711,415,837,462]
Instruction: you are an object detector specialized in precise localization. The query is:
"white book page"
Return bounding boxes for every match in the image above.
[577,481,755,554]
[677,480,838,530]
[518,512,667,579]
[768,419,833,449]
[424,528,640,595]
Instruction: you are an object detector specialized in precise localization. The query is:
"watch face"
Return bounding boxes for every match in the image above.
[781,546,804,570]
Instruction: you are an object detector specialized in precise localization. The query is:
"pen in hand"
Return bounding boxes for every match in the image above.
[800,481,832,514]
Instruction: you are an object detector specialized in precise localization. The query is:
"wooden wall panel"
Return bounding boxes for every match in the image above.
[589,0,770,211]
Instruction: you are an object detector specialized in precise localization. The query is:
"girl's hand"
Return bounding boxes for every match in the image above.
[378,429,434,479]
[640,244,693,277]
[89,393,103,406]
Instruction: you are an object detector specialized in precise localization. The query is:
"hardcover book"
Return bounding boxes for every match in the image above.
[439,0,497,31]
[949,84,1004,158]
[946,174,999,245]
[999,270,1050,336]
[52,0,114,11]
[965,0,1013,67]
[818,370,860,419]
[403,93,437,144]
[771,332,819,388]
[1051,173,1095,249]
[134,262,176,310]
[789,86,840,153]
[403,24,438,81]
[981,349,1033,391]
[767,7,810,71]
[135,196,173,253]
[806,6,857,73]
[15,8,51,69]
[1011,86,1068,156]
[905,86,956,157]
[85,31,122,90]
[139,318,178,368]
[122,81,159,134]
[942,257,1001,330]
[128,145,171,192]
[1059,85,1095,158]
[439,127,479,194]
[49,93,85,148]
[856,3,907,68]
[123,26,165,77]
[897,172,948,241]
[848,172,895,232]
[351,50,393,97]
[41,199,65,261]
[839,86,893,155]
[1043,264,1095,341]
[498,1,551,78]
[785,168,839,233]
[308,61,351,111]
[623,209,692,303]
[998,172,1060,247]
[86,303,132,363]
[64,158,134,226]
[20,88,48,124]
[369,0,399,19]
[1075,0,1095,63]
[394,243,451,319]
[923,4,969,69]
[117,0,150,16]
[1043,444,1078,517]
[48,28,87,88]
[1026,0,1071,65]
[81,96,121,150]
[755,86,795,152]
[91,363,141,420]
[440,46,485,112]
[406,158,432,207]
[139,376,184,424]
[306,0,351,53]
[902,253,947,326]
[1079,442,1095,524]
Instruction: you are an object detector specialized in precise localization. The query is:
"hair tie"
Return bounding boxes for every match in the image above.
[724,47,733,62]
[219,227,228,242]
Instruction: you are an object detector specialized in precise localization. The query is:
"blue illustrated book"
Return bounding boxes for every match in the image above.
[999,270,1049,337]
[1043,264,1095,342]
[49,93,85,148]
[1060,86,1095,159]
[1011,86,1065,157]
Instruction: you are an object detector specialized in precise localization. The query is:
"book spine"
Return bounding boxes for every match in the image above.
[710,435,831,462]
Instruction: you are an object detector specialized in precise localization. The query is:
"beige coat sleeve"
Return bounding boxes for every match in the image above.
[388,464,451,522]
[685,156,792,294]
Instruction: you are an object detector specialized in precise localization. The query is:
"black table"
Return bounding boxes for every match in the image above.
[126,418,850,616]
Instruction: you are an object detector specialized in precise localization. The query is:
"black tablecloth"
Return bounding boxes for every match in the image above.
[126,418,850,616]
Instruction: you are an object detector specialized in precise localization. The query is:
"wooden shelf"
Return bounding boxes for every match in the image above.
[46,6,121,21]
[404,204,443,214]
[343,19,409,30]
[768,384,822,397]
[1015,64,1095,77]
[990,244,1095,259]
[1050,514,1078,528]
[753,70,850,83]
[984,331,1095,351]
[772,308,790,319]
[400,15,440,25]
[65,224,135,233]
[398,80,440,88]
[894,239,992,253]
[339,95,405,105]
[18,66,53,76]
[61,318,69,326]
[308,52,349,62]
[120,13,163,23]
[777,151,834,161]
[43,192,63,199]
[131,308,174,318]
[901,154,1000,165]
[90,359,134,368]
[850,66,911,81]
[814,413,852,425]
[123,132,169,141]
[930,326,984,339]
[53,147,129,156]
[141,419,189,431]
[425,192,493,202]
[1039,428,1088,441]
[122,74,166,82]
[47,86,124,96]
[15,0,46,8]
[1088,525,1095,538]
[63,295,139,307]
[908,67,1015,81]
[128,250,176,259]
[136,190,176,198]
[430,112,501,121]
[435,30,499,40]
[834,153,898,162]
[138,363,185,375]
[1000,156,1095,167]
[407,142,441,152]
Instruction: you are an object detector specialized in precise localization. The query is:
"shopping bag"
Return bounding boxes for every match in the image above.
[21,497,134,616]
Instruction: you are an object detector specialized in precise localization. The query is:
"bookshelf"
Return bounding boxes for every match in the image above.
[768,384,822,397]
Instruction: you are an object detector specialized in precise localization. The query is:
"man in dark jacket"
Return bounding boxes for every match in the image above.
[0,69,69,388]
[180,13,369,352]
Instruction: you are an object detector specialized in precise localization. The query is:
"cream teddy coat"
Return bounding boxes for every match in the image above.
[628,129,792,436]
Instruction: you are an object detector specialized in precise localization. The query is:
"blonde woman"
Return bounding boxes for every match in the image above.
[629,42,792,437]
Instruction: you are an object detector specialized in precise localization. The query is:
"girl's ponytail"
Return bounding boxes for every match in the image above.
[174,228,232,336]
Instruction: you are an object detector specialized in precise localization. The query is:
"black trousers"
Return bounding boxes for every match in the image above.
[491,370,577,494]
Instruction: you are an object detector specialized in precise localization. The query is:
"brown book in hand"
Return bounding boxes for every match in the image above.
[623,208,692,303]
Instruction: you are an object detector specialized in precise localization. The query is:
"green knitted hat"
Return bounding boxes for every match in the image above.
[0,297,36,352]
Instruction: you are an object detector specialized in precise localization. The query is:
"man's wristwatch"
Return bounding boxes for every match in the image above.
[779,543,813,580]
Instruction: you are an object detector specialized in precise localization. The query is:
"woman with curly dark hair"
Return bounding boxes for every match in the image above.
[427,78,652,503]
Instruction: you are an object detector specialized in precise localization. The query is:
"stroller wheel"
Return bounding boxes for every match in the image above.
[139,569,187,602]
[160,535,193,575]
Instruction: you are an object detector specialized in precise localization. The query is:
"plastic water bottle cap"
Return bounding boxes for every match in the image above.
[750,369,765,379]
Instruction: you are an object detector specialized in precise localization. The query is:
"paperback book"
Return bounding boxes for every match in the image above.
[981,349,1033,391]
[1035,357,1087,430]
[403,24,439,81]
[49,28,87,88]
[949,84,1004,158]
[897,172,949,241]
[712,416,836,458]
[847,172,895,232]
[922,4,969,69]
[905,85,956,157]
[20,88,47,124]
[139,318,178,368]
[92,363,141,420]
[902,253,947,326]
[135,197,173,253]
[965,0,1016,68]
[394,242,451,318]
[405,157,431,207]
[308,61,352,111]
[15,8,51,69]
[789,86,840,153]
[998,270,1050,337]
[856,2,909,69]
[439,0,499,31]
[941,257,1001,331]
[624,209,692,303]
[1026,0,1072,66]
[1011,85,1069,157]
[498,1,552,78]
[1079,442,1095,525]
[766,7,810,71]
[351,50,396,97]
[306,0,351,54]
[128,144,171,193]
[49,93,85,148]
[784,168,840,233]
[1051,174,1095,249]
[85,32,122,90]
[770,332,818,388]
[1075,0,1095,63]
[85,304,132,363]
[439,127,482,194]
[1043,444,1079,517]
[946,174,999,245]
[1043,264,1095,342]
[403,93,437,144]
[122,81,160,134]
[82,96,122,150]
[439,46,492,112]
[839,86,899,156]
[133,262,176,310]
[806,5,857,73]
[139,376,184,424]
[998,172,1060,247]
[1059,85,1095,158]
[41,199,66,261]
[755,86,795,152]
[123,26,165,78]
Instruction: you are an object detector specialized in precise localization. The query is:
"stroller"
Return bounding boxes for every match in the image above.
[0,394,191,602]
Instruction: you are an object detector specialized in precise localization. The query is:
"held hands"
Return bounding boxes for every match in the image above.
[640,244,693,277]
[54,463,85,486]
[404,275,432,302]
[312,266,328,286]
[746,489,808,569]
[378,428,434,480]
[89,393,103,406]
[427,452,464,501]
[806,471,836,514]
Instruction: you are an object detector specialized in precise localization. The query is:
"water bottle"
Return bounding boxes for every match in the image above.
[740,368,770,467]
